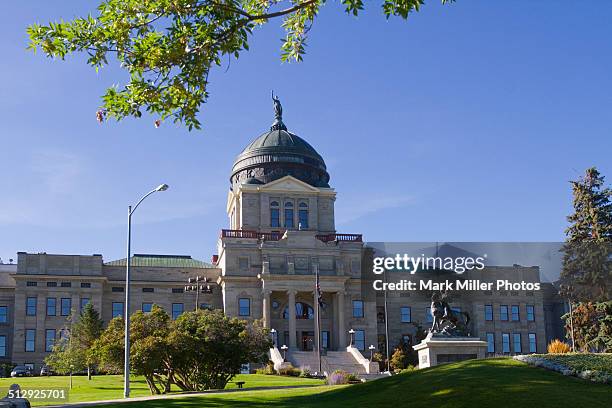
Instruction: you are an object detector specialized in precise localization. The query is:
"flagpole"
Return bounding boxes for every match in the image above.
[315,264,322,375]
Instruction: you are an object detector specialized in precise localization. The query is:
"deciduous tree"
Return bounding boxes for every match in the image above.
[27,0,455,130]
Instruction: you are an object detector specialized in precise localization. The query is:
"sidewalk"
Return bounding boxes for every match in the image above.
[44,384,322,408]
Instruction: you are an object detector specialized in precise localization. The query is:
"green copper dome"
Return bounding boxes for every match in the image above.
[230,96,330,189]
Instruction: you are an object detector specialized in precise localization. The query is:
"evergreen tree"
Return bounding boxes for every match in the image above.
[71,302,104,380]
[561,167,612,302]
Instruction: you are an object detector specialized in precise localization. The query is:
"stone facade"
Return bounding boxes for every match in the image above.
[0,117,566,371]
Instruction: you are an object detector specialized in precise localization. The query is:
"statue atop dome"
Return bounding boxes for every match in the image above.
[271,91,287,131]
[272,90,282,120]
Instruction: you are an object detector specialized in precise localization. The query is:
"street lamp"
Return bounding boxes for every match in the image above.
[185,276,213,310]
[368,345,376,362]
[270,328,277,347]
[124,183,169,398]
[348,329,355,347]
[281,344,288,361]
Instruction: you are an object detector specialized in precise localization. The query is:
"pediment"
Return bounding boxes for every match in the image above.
[258,176,321,193]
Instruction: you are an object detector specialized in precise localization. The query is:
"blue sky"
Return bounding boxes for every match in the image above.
[0,1,610,264]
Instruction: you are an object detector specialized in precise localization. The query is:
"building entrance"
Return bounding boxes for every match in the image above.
[301,331,315,351]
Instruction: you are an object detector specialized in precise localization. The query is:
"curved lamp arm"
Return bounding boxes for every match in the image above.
[130,184,169,215]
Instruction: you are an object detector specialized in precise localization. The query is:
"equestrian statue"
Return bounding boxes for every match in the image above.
[429,292,471,336]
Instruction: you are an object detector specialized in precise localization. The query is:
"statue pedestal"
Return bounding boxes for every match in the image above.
[412,334,488,369]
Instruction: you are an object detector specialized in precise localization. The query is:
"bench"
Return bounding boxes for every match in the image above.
[235,381,245,389]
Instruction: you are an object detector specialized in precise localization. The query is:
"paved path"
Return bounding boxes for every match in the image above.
[44,384,323,408]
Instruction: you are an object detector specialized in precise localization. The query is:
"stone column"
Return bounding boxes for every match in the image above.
[337,291,346,348]
[288,290,297,349]
[262,290,271,329]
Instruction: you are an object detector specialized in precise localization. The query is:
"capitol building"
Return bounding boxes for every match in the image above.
[0,101,565,374]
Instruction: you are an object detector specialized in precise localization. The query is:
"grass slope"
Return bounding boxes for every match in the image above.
[99,358,611,408]
[0,374,324,406]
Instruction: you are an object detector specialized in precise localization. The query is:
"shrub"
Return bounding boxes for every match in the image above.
[390,347,409,371]
[548,339,571,354]
[346,372,360,383]
[299,366,312,378]
[278,364,301,377]
[255,361,276,375]
[327,369,350,385]
[400,365,416,374]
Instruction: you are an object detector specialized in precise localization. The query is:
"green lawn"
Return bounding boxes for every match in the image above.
[0,374,324,406]
[97,358,610,408]
[1,359,610,407]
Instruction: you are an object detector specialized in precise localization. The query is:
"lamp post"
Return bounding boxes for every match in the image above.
[124,183,169,398]
[185,276,213,310]
[281,344,288,361]
[368,345,376,362]
[270,328,277,347]
[348,329,355,347]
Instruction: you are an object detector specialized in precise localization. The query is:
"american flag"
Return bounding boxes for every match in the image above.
[315,267,323,307]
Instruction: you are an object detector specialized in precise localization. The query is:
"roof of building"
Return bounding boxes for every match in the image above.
[104,254,215,269]
[230,96,330,188]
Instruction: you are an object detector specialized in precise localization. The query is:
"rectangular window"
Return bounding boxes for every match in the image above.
[60,282,71,288]
[142,303,153,313]
[511,305,520,321]
[112,287,124,293]
[500,305,508,321]
[270,208,280,227]
[172,303,184,320]
[298,210,309,229]
[142,288,154,293]
[26,281,37,287]
[400,306,411,323]
[526,305,535,321]
[172,288,184,293]
[25,329,35,352]
[26,297,37,316]
[80,298,90,312]
[502,333,510,353]
[46,282,57,287]
[485,305,493,321]
[322,331,329,349]
[528,333,537,353]
[61,298,71,316]
[112,302,124,318]
[46,298,57,316]
[352,300,364,318]
[0,335,5,357]
[81,282,91,288]
[239,298,250,316]
[0,306,7,323]
[486,333,495,353]
[513,333,522,353]
[426,307,433,323]
[45,329,56,352]
[284,209,294,228]
[354,330,365,351]
[239,257,249,271]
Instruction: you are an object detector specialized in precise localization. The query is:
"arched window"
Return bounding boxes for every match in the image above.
[298,202,309,229]
[270,201,280,227]
[284,202,294,229]
[283,302,314,319]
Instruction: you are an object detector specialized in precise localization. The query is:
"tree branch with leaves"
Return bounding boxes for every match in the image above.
[27,0,454,130]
